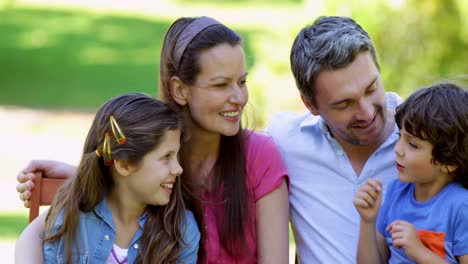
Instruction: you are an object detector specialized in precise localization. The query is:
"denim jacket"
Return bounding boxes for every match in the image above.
[43,199,200,263]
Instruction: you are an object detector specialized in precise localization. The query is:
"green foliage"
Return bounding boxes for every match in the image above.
[323,0,468,97]
[0,1,466,121]
[0,212,28,241]
[0,8,260,110]
[176,0,303,4]
[0,8,165,109]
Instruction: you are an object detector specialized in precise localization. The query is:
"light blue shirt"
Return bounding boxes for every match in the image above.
[265,92,401,263]
[43,199,200,263]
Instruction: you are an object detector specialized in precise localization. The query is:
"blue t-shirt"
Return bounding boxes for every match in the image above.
[377,179,468,263]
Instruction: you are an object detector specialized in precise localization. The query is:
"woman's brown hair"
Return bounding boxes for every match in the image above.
[159,17,250,258]
[44,93,186,263]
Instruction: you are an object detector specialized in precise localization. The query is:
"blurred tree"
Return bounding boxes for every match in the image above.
[324,0,467,97]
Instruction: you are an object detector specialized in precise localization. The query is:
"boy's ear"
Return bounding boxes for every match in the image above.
[170,76,189,106]
[441,164,458,174]
[301,94,319,116]
[113,160,131,177]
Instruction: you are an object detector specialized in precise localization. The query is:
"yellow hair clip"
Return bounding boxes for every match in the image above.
[103,132,112,166]
[110,116,126,145]
[95,149,101,158]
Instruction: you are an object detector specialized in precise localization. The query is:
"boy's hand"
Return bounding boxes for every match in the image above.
[387,220,427,261]
[353,179,382,223]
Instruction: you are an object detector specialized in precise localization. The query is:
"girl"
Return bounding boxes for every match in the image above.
[17,16,289,263]
[42,93,200,263]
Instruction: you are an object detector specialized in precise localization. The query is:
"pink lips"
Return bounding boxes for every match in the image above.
[395,162,405,172]
[222,115,239,122]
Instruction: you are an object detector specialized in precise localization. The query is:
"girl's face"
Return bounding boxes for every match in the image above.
[184,43,248,137]
[127,129,183,206]
[394,127,450,188]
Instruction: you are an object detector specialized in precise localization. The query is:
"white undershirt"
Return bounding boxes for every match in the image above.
[105,244,129,264]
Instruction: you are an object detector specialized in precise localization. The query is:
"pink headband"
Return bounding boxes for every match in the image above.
[174,17,221,69]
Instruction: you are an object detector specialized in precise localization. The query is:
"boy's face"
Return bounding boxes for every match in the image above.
[394,127,451,189]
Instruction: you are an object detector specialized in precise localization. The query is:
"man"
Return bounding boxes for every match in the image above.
[265,16,401,263]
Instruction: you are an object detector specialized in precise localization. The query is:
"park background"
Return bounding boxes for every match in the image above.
[0,0,467,262]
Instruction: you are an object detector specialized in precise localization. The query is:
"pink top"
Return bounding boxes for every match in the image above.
[201,132,289,263]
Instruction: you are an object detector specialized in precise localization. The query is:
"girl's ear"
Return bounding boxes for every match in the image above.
[170,76,189,106]
[113,160,131,177]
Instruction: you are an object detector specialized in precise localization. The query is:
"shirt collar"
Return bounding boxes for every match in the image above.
[299,113,332,138]
[299,113,321,128]
[94,198,115,229]
[93,198,149,230]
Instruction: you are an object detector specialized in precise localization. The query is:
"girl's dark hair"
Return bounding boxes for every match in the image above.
[395,83,468,188]
[44,93,186,263]
[159,17,250,258]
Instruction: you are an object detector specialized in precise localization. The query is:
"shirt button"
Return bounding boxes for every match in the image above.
[337,149,344,155]
[205,225,208,229]
[104,235,110,240]
[134,243,139,249]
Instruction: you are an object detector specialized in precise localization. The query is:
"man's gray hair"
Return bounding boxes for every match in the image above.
[290,16,380,106]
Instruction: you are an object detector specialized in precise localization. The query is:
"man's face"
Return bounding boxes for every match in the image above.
[303,52,389,147]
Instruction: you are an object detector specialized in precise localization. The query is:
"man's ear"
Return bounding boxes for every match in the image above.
[113,160,132,177]
[170,76,189,106]
[301,94,319,116]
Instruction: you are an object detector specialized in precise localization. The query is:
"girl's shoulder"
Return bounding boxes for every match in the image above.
[180,210,201,246]
[181,209,197,227]
[178,209,200,264]
[180,209,199,236]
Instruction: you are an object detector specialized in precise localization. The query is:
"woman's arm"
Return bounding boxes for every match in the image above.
[256,180,289,264]
[15,210,47,264]
[17,160,77,207]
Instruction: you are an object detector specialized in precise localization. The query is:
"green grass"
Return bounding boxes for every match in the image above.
[0,212,28,241]
[0,7,257,110]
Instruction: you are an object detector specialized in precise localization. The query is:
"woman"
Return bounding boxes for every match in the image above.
[16,16,289,263]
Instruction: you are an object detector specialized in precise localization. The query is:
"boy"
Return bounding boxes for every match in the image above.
[354,83,468,263]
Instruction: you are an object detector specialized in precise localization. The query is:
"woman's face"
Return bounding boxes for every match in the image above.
[184,43,248,137]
